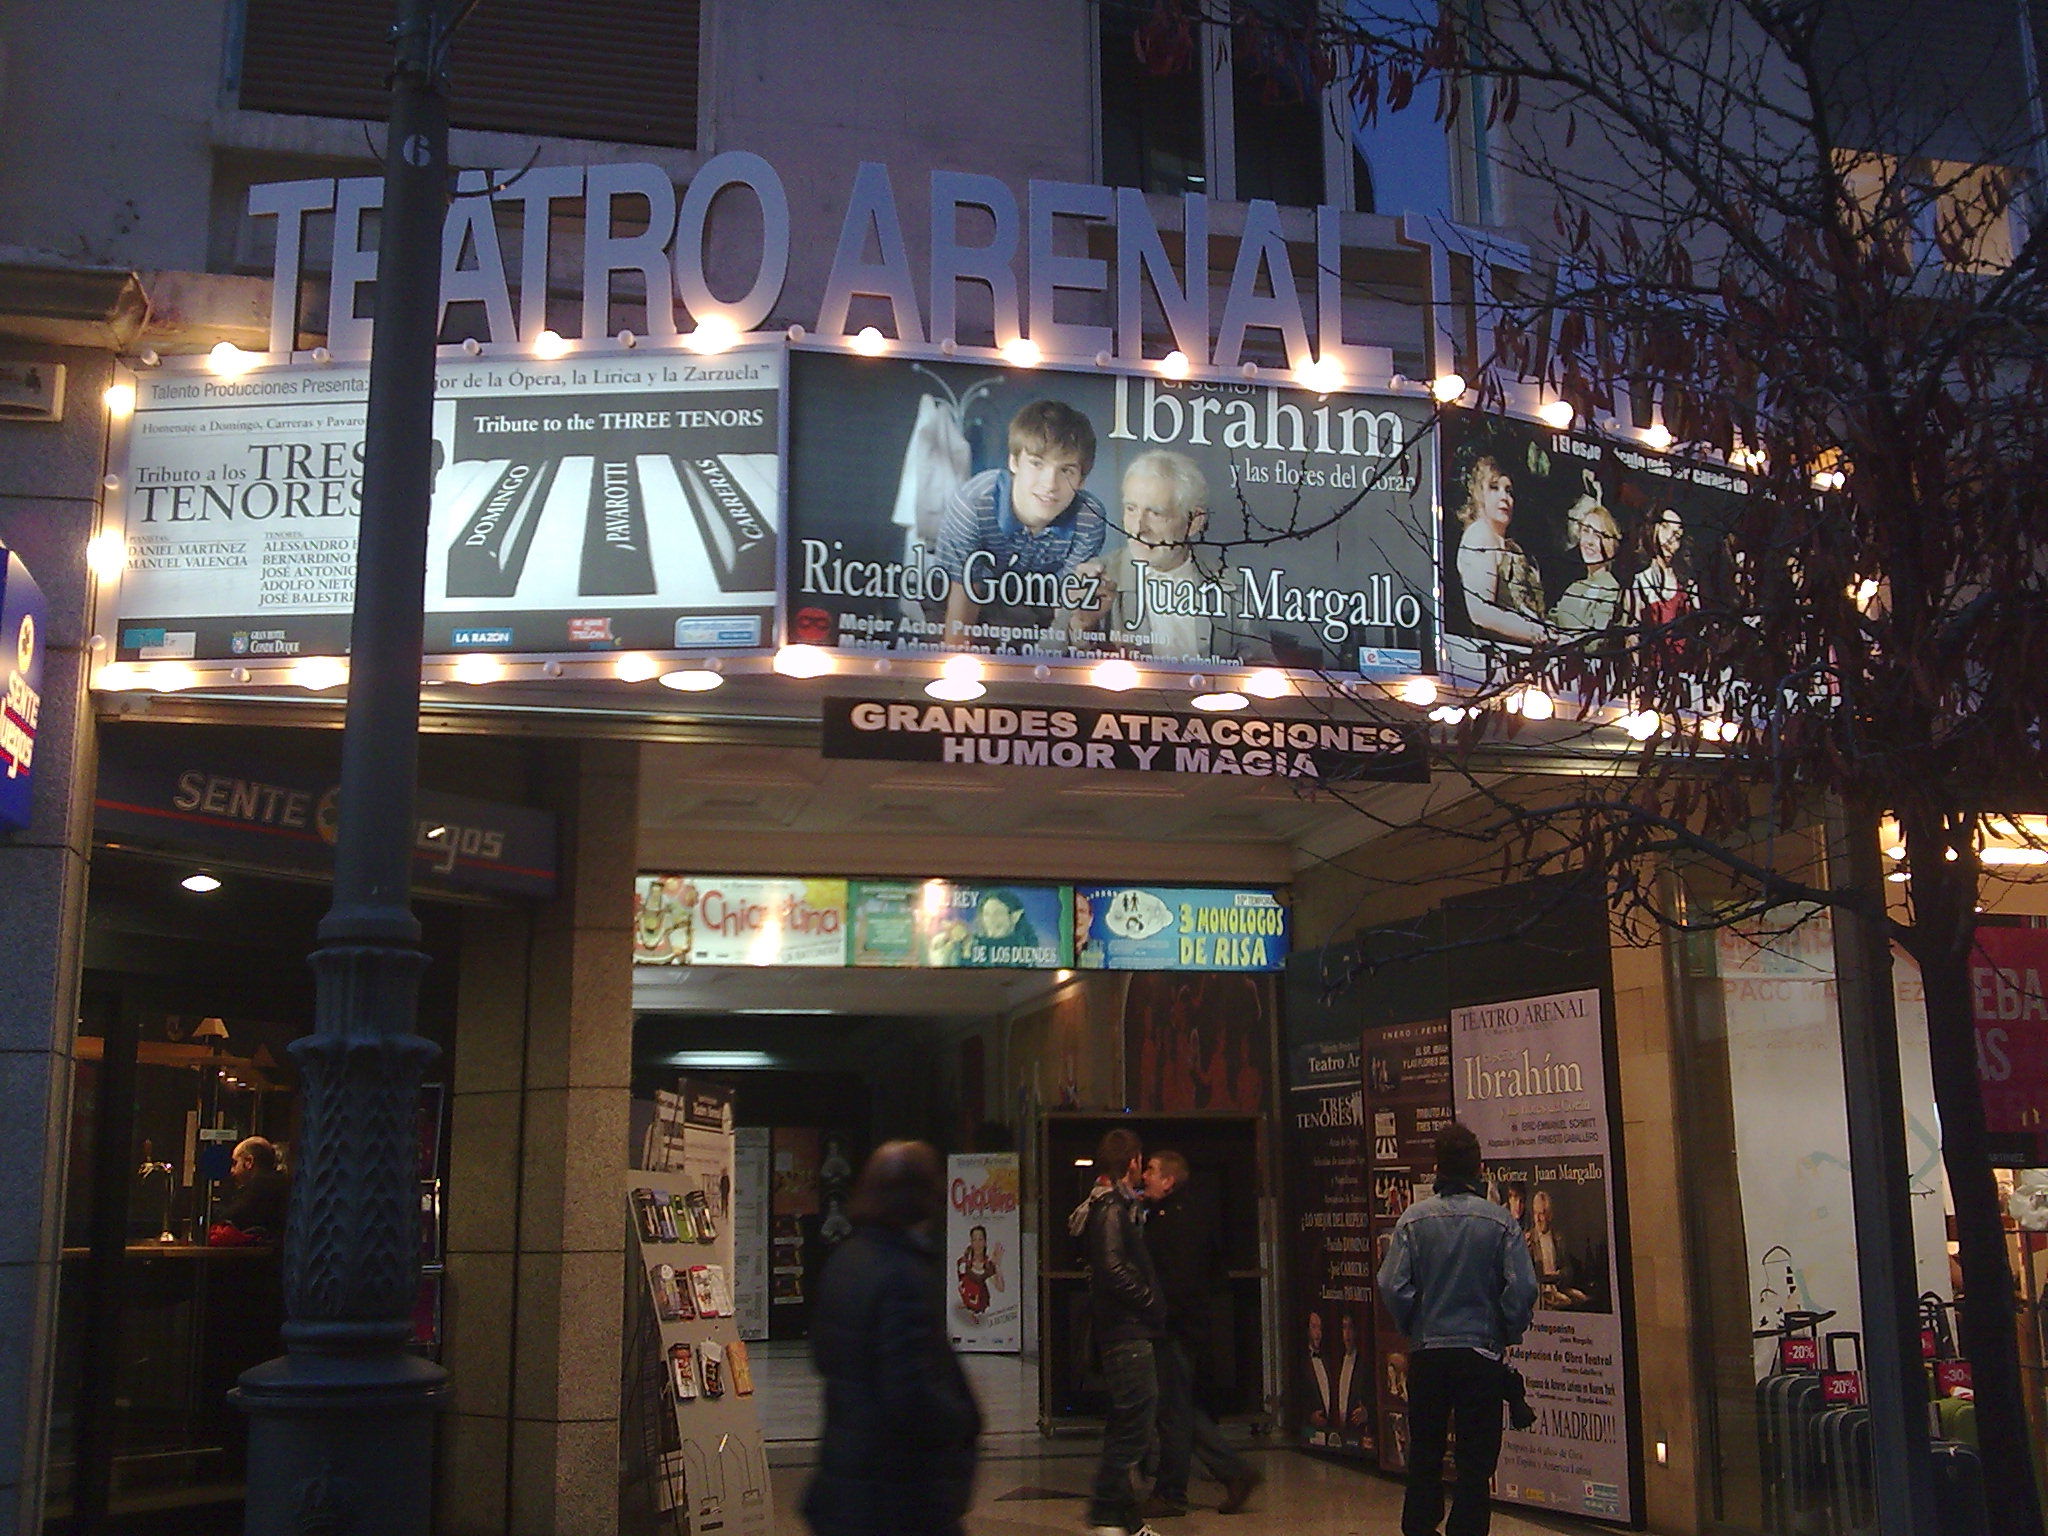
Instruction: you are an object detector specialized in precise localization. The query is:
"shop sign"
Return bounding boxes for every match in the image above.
[848,879,1070,969]
[821,696,1426,782]
[1450,988,1637,1525]
[1971,925,2048,1161]
[787,350,1434,676]
[945,1152,1022,1353]
[633,876,849,966]
[92,755,556,898]
[1438,408,1751,687]
[0,546,48,833]
[106,348,780,662]
[1076,886,1287,971]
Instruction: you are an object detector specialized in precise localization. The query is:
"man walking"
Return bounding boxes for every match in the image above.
[1079,1127,1167,1536]
[1139,1149,1259,1518]
[1375,1123,1539,1536]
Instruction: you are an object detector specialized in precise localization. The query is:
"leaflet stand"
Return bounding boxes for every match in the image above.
[623,1080,773,1536]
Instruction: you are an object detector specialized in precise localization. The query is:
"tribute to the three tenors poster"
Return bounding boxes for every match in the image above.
[784,350,1437,674]
[1437,407,1750,683]
[1451,988,1635,1524]
[109,348,782,662]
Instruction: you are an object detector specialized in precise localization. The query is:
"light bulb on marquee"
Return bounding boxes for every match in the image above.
[850,327,888,357]
[773,645,835,678]
[1398,677,1439,708]
[1001,337,1043,368]
[1538,398,1576,430]
[614,653,661,683]
[1430,373,1466,404]
[1090,658,1140,692]
[1243,669,1290,699]
[1160,350,1192,379]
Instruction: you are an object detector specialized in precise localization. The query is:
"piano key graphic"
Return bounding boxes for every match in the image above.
[674,455,776,593]
[446,459,559,598]
[580,458,657,596]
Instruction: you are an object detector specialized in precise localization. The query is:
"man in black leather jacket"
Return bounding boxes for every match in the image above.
[1080,1127,1167,1536]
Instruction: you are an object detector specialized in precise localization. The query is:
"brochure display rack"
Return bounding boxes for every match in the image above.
[1033,1111,1268,1432]
[621,1084,771,1536]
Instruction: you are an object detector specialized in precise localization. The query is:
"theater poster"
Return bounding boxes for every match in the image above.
[1451,988,1635,1524]
[785,349,1435,675]
[1283,1033,1373,1457]
[944,1153,1022,1353]
[107,345,781,662]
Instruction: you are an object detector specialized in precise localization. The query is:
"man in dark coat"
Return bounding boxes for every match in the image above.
[804,1141,982,1536]
[1079,1126,1168,1536]
[1140,1150,1259,1517]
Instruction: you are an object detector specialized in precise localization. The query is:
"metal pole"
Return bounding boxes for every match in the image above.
[1826,795,1938,1534]
[232,2,452,1531]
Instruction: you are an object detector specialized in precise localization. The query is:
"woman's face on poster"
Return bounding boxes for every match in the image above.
[1655,508,1685,558]
[1573,510,1619,566]
[1472,462,1515,528]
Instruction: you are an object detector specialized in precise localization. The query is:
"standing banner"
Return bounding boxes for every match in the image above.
[0,546,48,833]
[785,350,1435,675]
[625,1083,770,1535]
[108,348,781,662]
[732,1127,771,1343]
[1284,1033,1373,1455]
[945,1152,1022,1353]
[1451,989,1633,1524]
[1362,1017,1455,1475]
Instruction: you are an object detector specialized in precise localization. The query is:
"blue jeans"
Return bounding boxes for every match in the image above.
[1403,1347,1506,1536]
[1154,1336,1250,1501]
[1088,1338,1158,1527]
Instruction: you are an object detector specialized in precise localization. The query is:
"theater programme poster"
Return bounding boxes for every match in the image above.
[1451,988,1635,1524]
[1283,1032,1373,1457]
[944,1153,1022,1353]
[785,349,1435,675]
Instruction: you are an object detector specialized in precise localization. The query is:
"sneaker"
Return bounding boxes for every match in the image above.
[1218,1466,1263,1514]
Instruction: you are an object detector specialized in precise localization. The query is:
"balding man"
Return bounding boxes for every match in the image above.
[214,1136,290,1241]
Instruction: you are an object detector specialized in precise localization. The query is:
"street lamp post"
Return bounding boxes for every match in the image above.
[233,2,453,1531]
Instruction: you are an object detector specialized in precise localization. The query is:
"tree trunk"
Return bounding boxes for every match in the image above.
[1901,814,2044,1536]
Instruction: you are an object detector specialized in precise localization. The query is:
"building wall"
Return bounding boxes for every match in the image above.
[0,340,109,1528]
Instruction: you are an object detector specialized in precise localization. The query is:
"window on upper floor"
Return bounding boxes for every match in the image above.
[1835,152,2022,278]
[231,0,701,150]
[1097,0,1455,218]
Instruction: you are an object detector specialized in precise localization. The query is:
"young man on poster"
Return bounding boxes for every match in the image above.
[1076,1127,1167,1536]
[1376,1123,1539,1536]
[1139,1151,1259,1518]
[934,399,1109,648]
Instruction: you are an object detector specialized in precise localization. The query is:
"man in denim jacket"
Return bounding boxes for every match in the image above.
[1376,1123,1539,1536]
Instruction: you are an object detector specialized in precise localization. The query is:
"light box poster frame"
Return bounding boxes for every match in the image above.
[944,1152,1022,1353]
[1450,988,1639,1525]
[782,346,1439,680]
[106,346,784,663]
[732,1127,771,1343]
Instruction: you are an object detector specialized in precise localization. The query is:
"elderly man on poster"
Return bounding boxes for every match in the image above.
[1376,1123,1539,1536]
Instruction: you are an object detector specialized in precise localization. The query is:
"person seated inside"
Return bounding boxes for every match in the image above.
[211,1136,290,1245]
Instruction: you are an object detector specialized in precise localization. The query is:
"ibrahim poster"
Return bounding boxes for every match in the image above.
[108,347,781,662]
[1437,407,1748,686]
[945,1152,1022,1353]
[785,349,1435,674]
[1077,886,1287,971]
[1451,988,1634,1524]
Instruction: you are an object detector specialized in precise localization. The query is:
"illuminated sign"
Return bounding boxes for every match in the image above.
[0,547,48,832]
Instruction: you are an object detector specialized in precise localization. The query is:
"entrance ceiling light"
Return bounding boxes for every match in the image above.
[1243,668,1290,699]
[659,668,725,693]
[1398,677,1439,708]
[181,873,222,893]
[772,644,835,678]
[1191,690,1247,712]
[925,654,986,702]
[1090,658,1140,692]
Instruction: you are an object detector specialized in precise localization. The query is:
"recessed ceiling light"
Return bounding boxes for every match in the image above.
[181,873,222,893]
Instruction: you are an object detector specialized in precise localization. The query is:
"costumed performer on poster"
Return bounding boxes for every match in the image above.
[1095,449,1235,660]
[956,1223,1005,1319]
[1550,475,1626,635]
[805,1141,982,1536]
[1453,446,1552,645]
[934,399,1109,649]
[1629,506,1697,632]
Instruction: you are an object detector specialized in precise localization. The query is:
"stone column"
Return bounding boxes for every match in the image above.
[440,740,637,1536]
[0,344,107,1530]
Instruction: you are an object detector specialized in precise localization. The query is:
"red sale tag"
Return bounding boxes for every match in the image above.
[1936,1360,1973,1394]
[1822,1372,1863,1405]
[1922,1327,1940,1360]
[1780,1336,1820,1370]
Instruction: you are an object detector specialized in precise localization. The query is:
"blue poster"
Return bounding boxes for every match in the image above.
[0,547,49,833]
[1076,886,1288,972]
[913,882,1071,969]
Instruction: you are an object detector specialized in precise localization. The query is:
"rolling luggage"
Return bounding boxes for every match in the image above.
[1755,1312,1828,1534]
[1930,1440,1988,1536]
[1813,1335,1870,1536]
